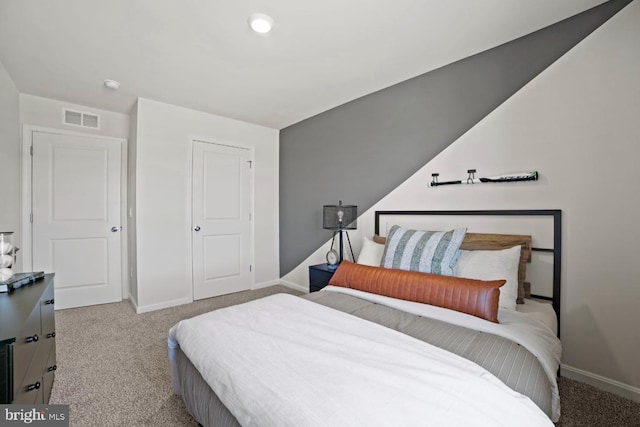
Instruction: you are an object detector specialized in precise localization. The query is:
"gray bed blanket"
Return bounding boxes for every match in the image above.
[302,291,553,418]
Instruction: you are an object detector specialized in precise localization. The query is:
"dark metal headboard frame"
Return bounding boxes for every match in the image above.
[375,209,562,335]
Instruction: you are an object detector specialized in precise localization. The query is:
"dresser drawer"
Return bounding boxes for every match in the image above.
[44,340,56,375]
[12,306,41,389]
[42,345,56,405]
[41,336,56,373]
[40,285,56,341]
[14,383,43,405]
[13,349,44,404]
[40,287,56,371]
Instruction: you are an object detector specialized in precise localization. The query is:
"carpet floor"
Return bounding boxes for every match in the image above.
[50,286,640,426]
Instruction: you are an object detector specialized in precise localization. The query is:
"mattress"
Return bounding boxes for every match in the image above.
[170,290,560,426]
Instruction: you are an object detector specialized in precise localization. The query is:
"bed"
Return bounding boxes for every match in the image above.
[168,210,562,426]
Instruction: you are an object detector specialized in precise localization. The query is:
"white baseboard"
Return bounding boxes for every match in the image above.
[134,297,191,314]
[561,364,640,403]
[278,279,308,293]
[128,296,139,313]
[253,279,281,290]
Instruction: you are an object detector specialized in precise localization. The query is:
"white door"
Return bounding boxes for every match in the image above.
[192,141,253,300]
[32,131,122,309]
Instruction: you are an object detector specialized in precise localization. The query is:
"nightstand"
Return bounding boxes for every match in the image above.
[309,263,337,292]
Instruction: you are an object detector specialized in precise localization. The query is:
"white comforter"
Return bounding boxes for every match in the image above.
[169,293,553,426]
[323,286,563,421]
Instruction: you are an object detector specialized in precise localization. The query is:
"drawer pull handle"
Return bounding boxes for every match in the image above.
[47,365,57,372]
[25,334,39,343]
[26,381,41,391]
[46,332,56,339]
[45,299,55,305]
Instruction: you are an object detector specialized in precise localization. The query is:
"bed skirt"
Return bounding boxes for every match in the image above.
[176,346,241,426]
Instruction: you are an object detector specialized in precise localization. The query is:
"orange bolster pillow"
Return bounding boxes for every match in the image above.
[328,261,505,323]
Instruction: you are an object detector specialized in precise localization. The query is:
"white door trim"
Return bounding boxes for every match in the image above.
[21,125,129,299]
[187,135,255,300]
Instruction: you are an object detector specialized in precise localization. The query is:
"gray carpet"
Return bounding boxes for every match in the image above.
[50,286,640,426]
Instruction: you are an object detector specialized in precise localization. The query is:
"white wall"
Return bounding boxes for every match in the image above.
[20,94,129,139]
[284,1,640,400]
[127,100,139,304]
[131,98,279,313]
[0,61,20,270]
[19,94,131,298]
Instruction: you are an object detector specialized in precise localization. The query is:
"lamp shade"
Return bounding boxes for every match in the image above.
[323,202,357,230]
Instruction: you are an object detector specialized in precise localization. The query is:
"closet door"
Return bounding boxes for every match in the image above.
[192,140,253,300]
[32,130,122,309]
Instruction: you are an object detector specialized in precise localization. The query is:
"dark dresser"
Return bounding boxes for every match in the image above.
[0,274,56,404]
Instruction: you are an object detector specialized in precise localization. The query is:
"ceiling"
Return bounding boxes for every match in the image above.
[0,0,606,129]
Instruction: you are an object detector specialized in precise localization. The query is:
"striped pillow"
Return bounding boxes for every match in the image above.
[380,225,467,276]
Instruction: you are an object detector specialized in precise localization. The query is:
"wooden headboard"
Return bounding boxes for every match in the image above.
[374,209,562,335]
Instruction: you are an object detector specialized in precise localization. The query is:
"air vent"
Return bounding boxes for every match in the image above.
[64,109,82,126]
[63,109,100,129]
[82,113,99,128]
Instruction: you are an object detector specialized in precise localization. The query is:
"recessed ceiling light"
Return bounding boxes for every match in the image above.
[104,79,120,90]
[248,13,274,34]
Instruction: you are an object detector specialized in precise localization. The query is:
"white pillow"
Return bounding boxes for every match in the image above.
[357,237,386,267]
[453,245,521,311]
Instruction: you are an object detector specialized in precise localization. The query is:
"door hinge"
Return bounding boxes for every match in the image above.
[249,265,252,272]
[247,160,253,169]
[30,213,33,223]
[30,146,33,156]
[249,212,252,221]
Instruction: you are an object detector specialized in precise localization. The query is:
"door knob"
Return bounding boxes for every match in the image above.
[111,226,122,232]
[194,226,201,232]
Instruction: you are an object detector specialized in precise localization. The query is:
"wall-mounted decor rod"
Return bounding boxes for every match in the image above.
[430,170,538,187]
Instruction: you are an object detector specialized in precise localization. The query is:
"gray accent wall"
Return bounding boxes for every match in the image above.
[279,0,631,276]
